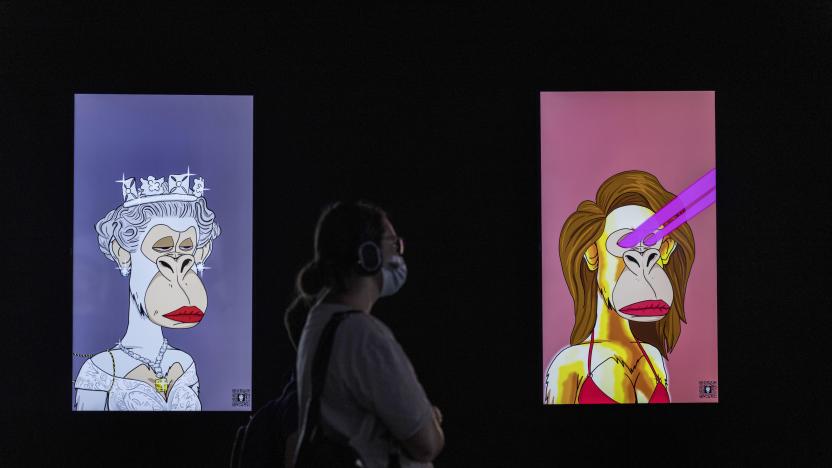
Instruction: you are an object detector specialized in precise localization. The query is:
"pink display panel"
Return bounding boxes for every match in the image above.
[541,91,718,404]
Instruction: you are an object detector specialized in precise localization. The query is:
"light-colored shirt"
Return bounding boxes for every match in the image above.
[296,302,434,468]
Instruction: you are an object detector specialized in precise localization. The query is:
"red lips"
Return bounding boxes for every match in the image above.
[619,300,670,317]
[162,305,205,323]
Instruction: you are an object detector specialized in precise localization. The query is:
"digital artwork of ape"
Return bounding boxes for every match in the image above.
[72,95,253,411]
[541,92,718,404]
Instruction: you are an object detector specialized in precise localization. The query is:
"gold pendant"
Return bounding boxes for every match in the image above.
[155,377,169,394]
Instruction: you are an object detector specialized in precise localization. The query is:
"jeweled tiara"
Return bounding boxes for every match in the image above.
[116,167,209,207]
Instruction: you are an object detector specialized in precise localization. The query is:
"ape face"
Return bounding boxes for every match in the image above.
[115,217,212,329]
[587,205,677,323]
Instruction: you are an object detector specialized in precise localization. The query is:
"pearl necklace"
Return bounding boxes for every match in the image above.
[117,338,170,393]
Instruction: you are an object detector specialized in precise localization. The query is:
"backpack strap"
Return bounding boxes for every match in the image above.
[299,309,402,468]
[305,310,361,444]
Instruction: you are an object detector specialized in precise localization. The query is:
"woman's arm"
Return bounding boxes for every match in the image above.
[73,356,113,410]
[544,348,582,404]
[343,316,444,462]
[401,406,445,462]
[547,372,580,404]
[74,388,107,410]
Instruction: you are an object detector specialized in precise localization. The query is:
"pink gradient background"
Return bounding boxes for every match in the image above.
[540,91,718,403]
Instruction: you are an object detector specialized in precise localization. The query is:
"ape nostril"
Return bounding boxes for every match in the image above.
[181,259,192,273]
[159,261,174,273]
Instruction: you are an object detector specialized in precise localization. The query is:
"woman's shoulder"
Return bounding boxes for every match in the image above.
[340,312,391,336]
[165,348,196,371]
[335,313,401,354]
[75,352,117,390]
[85,350,118,375]
[545,344,589,392]
[546,343,589,372]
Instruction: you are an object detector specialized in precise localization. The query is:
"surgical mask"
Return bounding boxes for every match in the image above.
[380,254,407,297]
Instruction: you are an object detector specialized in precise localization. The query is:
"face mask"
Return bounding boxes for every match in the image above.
[380,254,407,297]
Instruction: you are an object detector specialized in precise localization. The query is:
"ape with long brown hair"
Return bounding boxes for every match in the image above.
[544,170,695,404]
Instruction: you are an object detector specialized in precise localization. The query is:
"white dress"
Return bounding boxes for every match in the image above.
[74,355,201,411]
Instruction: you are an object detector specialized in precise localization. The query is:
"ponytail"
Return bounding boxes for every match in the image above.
[284,259,331,351]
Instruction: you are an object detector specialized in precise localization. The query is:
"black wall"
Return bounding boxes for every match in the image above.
[2,4,830,466]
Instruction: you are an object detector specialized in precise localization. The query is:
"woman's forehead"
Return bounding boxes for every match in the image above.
[604,205,655,233]
[139,217,198,240]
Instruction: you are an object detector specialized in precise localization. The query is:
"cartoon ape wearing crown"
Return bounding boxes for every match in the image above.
[73,168,220,411]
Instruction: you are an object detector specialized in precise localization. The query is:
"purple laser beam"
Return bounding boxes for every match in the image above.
[618,168,716,249]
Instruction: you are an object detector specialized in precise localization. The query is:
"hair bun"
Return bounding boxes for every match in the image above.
[298,259,326,297]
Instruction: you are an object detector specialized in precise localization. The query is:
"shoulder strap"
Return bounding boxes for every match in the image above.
[306,310,362,441]
[587,331,595,375]
[635,340,662,382]
[103,349,116,411]
[107,350,116,392]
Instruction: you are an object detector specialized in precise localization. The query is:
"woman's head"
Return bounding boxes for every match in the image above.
[285,201,392,348]
[298,201,389,296]
[559,170,695,357]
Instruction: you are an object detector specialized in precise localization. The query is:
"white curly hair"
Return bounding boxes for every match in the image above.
[95,198,220,263]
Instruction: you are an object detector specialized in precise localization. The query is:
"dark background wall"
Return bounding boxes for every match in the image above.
[2,4,830,466]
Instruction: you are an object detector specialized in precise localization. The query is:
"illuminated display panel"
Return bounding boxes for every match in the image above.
[72,94,253,411]
[541,91,718,404]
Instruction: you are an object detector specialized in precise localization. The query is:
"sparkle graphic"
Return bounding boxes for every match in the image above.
[195,263,211,277]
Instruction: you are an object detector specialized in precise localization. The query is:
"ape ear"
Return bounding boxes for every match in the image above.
[658,238,677,266]
[583,244,599,271]
[110,239,131,268]
[195,241,213,264]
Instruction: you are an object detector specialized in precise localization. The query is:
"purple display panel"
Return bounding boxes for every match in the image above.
[73,94,253,411]
[541,91,718,404]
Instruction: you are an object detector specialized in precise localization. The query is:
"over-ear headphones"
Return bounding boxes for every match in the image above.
[356,240,383,274]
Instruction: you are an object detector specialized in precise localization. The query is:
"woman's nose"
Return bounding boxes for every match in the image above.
[622,248,661,275]
[156,254,196,282]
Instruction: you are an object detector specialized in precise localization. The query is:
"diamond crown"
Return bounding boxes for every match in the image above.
[116,167,209,207]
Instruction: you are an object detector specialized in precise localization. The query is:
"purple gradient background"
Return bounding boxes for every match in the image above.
[73,94,253,411]
[540,91,718,403]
